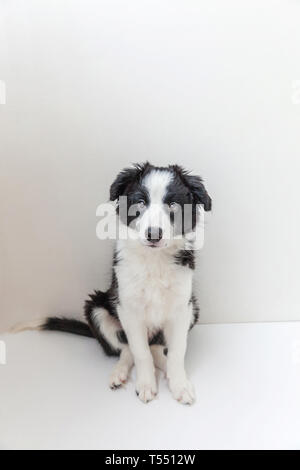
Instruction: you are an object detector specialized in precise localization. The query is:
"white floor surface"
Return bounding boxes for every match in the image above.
[1,322,300,450]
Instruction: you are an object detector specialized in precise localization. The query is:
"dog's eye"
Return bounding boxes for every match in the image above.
[137,200,146,209]
[169,202,179,212]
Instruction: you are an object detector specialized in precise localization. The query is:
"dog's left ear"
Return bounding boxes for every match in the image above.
[186,174,212,211]
[171,165,212,211]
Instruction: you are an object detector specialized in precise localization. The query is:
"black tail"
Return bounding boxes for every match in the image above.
[42,317,94,338]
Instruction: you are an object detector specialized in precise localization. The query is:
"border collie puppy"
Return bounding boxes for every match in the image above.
[14,163,211,404]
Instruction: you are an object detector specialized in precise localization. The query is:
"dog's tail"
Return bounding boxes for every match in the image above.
[10,317,94,338]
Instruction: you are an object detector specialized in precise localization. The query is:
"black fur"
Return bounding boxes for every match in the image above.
[190,295,200,327]
[170,164,212,212]
[149,330,165,346]
[174,249,195,270]
[42,317,94,337]
[111,163,152,228]
[166,165,211,233]
[84,290,121,356]
[110,163,151,202]
[117,330,128,344]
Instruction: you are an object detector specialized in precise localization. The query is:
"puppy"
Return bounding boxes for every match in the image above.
[13,163,211,404]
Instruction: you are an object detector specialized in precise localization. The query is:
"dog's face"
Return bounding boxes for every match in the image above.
[110,162,211,249]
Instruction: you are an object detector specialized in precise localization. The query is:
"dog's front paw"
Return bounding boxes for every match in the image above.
[135,375,157,403]
[168,377,195,405]
[109,364,130,390]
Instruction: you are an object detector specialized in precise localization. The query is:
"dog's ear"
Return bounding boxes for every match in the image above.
[170,164,212,211]
[110,167,138,201]
[109,162,150,201]
[186,174,212,211]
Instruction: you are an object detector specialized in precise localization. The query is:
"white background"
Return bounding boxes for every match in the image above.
[1,0,300,330]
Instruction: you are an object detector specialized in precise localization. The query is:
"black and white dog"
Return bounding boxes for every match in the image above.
[14,163,211,404]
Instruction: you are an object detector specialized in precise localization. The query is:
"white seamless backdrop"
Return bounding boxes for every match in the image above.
[1,0,300,330]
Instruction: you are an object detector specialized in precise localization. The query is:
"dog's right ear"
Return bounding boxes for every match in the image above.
[110,168,138,201]
[109,162,150,201]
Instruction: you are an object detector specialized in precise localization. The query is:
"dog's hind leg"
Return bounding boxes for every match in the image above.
[85,291,135,389]
[109,346,133,389]
[150,345,167,375]
[85,290,123,357]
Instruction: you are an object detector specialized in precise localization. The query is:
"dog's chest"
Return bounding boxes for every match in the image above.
[116,248,192,327]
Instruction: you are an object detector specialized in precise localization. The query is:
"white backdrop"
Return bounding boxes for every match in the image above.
[1,0,300,331]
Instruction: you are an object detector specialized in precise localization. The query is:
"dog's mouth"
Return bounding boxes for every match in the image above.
[143,240,166,249]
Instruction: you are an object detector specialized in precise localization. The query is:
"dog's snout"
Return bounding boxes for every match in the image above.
[146,226,163,242]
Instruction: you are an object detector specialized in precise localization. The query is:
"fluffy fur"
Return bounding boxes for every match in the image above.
[12,163,211,405]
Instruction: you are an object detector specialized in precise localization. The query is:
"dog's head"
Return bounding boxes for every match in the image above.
[110,162,211,249]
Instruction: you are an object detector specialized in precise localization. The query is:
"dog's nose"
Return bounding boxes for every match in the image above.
[146,226,163,242]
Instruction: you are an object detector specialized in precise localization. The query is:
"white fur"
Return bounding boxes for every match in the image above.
[137,170,174,248]
[144,170,172,203]
[92,307,122,351]
[9,318,44,333]
[109,346,133,389]
[115,237,194,404]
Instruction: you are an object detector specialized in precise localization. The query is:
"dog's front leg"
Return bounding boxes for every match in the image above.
[165,306,195,405]
[118,308,157,403]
